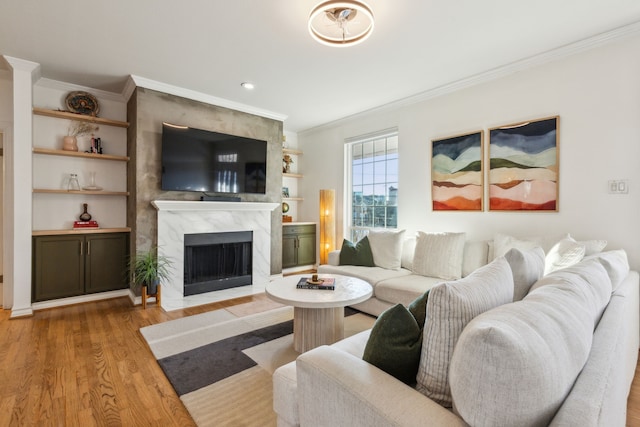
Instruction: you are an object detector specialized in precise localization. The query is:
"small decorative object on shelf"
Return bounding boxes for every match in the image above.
[79,203,92,221]
[65,91,100,116]
[283,154,294,173]
[83,171,103,191]
[67,173,80,191]
[283,215,293,223]
[66,121,99,152]
[282,186,290,198]
[73,220,99,229]
[282,202,290,213]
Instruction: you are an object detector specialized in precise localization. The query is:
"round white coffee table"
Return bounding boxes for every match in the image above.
[265,274,372,352]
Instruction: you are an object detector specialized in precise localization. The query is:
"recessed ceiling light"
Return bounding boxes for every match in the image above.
[241,82,255,90]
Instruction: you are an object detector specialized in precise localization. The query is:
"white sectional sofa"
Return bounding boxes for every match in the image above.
[274,248,639,426]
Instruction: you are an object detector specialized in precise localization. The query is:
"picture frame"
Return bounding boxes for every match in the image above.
[282,186,290,198]
[431,130,483,211]
[488,116,559,211]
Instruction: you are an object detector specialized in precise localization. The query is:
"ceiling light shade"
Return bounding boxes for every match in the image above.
[308,1,374,47]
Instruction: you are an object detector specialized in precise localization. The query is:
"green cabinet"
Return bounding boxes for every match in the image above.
[282,224,316,269]
[33,232,129,302]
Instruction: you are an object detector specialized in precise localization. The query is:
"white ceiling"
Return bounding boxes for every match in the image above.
[2,0,640,132]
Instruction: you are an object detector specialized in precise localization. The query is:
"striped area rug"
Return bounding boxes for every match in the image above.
[140,298,375,426]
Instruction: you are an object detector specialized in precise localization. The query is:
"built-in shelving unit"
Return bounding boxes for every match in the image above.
[31,100,131,303]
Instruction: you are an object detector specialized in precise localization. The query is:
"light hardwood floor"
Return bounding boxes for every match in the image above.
[1,296,640,426]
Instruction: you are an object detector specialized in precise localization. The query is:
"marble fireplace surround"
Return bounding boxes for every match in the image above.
[152,200,279,311]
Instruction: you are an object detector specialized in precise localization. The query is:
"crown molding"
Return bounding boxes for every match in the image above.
[128,75,288,123]
[300,20,640,136]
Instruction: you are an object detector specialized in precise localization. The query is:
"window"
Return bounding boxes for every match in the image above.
[345,129,398,242]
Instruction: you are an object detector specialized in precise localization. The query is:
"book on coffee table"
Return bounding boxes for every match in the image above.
[296,277,335,290]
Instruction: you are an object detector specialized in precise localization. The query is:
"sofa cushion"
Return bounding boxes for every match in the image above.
[367,229,406,270]
[416,257,514,407]
[339,236,375,267]
[412,231,466,280]
[363,304,423,385]
[544,236,585,275]
[316,264,412,288]
[374,274,443,307]
[504,246,545,301]
[449,259,612,427]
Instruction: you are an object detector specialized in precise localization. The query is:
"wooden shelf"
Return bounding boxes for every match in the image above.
[32,227,131,236]
[33,189,129,196]
[283,197,304,201]
[33,147,129,162]
[283,173,303,179]
[33,107,129,128]
[283,148,303,155]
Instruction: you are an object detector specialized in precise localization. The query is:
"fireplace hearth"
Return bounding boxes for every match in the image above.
[184,231,253,296]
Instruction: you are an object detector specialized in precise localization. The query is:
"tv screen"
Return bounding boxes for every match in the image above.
[161,123,267,194]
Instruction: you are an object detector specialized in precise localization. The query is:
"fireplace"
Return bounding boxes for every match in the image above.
[152,200,278,311]
[184,231,253,296]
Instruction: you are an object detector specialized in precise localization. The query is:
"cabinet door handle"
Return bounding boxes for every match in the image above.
[80,241,83,256]
[87,241,90,256]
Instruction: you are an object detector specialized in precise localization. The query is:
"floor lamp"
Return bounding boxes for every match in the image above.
[319,189,336,265]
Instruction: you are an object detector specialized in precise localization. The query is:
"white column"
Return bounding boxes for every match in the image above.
[3,56,40,317]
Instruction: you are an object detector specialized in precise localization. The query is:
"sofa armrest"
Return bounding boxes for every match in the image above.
[296,346,467,427]
[327,249,340,266]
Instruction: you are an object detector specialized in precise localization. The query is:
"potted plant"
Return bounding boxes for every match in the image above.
[129,247,173,296]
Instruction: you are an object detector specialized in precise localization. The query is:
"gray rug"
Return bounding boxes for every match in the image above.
[140,303,375,426]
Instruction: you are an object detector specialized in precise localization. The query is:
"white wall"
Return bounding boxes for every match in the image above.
[298,34,640,270]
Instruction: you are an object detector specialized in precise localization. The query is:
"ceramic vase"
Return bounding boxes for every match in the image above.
[62,136,78,152]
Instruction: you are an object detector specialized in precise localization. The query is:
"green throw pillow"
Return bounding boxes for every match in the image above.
[339,236,375,267]
[363,304,423,385]
[408,289,430,328]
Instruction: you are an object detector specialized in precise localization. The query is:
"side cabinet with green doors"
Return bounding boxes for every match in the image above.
[33,232,129,302]
[282,223,316,269]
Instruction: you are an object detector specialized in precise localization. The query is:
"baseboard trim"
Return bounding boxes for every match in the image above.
[31,289,132,311]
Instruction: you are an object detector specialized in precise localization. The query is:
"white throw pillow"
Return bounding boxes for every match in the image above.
[504,246,545,301]
[367,229,405,270]
[493,233,569,259]
[544,236,586,275]
[416,257,514,407]
[400,235,417,270]
[412,232,466,280]
[575,238,607,256]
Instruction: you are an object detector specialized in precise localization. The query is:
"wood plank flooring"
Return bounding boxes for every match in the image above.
[1,296,640,426]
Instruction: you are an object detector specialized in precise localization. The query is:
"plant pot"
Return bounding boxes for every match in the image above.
[146,279,160,295]
[62,136,78,151]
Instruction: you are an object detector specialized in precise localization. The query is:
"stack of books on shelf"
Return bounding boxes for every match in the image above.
[73,220,99,229]
[296,276,335,290]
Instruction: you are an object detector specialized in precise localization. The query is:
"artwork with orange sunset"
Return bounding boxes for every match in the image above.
[432,131,483,211]
[488,117,558,211]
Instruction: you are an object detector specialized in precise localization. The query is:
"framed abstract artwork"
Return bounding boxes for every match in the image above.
[431,131,483,211]
[488,116,559,211]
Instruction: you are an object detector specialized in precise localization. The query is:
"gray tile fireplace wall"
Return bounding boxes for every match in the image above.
[127,87,284,294]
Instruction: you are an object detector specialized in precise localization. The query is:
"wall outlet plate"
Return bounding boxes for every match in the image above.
[608,179,629,194]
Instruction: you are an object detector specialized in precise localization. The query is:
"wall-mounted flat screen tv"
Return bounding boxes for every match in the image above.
[161,123,267,194]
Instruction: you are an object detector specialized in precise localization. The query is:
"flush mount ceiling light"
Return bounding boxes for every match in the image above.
[308,1,374,47]
[241,82,255,90]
